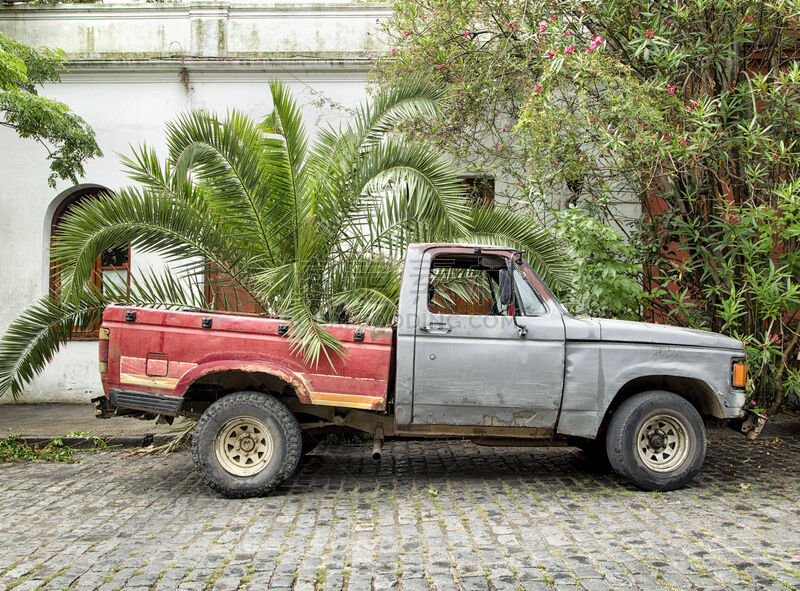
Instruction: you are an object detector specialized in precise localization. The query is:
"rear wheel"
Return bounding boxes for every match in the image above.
[192,391,301,498]
[606,391,706,491]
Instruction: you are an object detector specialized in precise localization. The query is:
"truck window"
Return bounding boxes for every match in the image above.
[427,254,509,316]
[513,270,547,316]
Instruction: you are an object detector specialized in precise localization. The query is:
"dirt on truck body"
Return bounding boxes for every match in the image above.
[95,243,765,497]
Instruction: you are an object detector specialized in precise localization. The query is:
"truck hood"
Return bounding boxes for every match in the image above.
[596,318,744,351]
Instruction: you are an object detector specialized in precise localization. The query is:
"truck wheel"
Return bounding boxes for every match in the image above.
[191,391,301,498]
[605,391,706,491]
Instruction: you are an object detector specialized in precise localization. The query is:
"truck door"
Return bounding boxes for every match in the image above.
[411,249,565,429]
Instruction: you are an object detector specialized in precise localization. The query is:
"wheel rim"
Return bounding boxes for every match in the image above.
[214,416,274,477]
[635,413,690,472]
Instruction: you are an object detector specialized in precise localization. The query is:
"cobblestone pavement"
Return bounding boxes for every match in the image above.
[0,431,798,591]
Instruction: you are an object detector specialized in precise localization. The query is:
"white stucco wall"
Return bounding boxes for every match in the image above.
[0,2,389,403]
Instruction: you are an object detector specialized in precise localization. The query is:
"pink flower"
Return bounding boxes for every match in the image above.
[550,15,557,22]
[667,84,676,95]
[539,20,548,33]
[565,30,572,36]
[751,400,757,405]
[375,18,379,23]
[586,34,604,53]
[435,64,444,70]
[462,30,471,38]
[401,30,411,39]
[688,100,701,111]
[391,47,400,57]
[534,85,542,93]
[678,137,689,146]
[547,49,555,60]
[564,44,575,54]
[590,116,597,122]
[663,133,672,140]
[770,334,782,344]
[644,28,655,39]
[553,161,560,167]
[502,125,508,132]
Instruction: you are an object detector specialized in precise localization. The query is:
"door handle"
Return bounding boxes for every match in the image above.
[420,323,451,333]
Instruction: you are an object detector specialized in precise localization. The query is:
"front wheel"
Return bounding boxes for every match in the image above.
[605,391,706,491]
[191,391,302,498]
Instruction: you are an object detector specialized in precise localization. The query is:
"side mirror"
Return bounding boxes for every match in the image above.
[498,269,514,306]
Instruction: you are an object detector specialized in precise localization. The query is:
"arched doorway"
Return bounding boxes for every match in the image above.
[48,186,130,337]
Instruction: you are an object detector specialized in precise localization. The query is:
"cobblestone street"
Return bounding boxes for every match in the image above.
[0,431,798,591]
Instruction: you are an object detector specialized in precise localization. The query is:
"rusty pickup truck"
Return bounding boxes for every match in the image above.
[94,243,764,496]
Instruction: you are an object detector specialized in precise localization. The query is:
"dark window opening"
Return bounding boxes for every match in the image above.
[462,176,495,205]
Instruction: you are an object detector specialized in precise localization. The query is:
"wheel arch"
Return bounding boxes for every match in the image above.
[176,361,313,417]
[597,375,723,438]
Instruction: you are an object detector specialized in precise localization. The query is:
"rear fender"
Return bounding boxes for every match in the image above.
[175,360,313,405]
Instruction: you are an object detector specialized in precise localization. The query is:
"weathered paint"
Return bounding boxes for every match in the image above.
[101,306,393,412]
[409,246,564,430]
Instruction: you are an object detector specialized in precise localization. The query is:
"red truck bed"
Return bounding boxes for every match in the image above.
[100,305,394,411]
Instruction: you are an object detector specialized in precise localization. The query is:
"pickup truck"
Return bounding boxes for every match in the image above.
[94,243,764,497]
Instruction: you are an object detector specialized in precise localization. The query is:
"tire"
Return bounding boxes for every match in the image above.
[191,391,302,498]
[605,390,706,491]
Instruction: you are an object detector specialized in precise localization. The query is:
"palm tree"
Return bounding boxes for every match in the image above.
[0,79,568,398]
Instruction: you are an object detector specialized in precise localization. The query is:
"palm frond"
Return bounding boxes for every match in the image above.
[119,144,174,194]
[0,291,105,399]
[264,81,310,221]
[329,256,403,326]
[50,187,262,308]
[286,299,345,368]
[0,266,214,399]
[354,76,444,149]
[164,110,285,263]
[463,205,571,291]
[357,137,471,236]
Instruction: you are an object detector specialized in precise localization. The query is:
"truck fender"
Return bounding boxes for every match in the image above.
[173,360,314,405]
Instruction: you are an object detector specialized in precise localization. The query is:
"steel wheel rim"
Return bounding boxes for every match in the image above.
[636,413,690,472]
[215,416,274,477]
